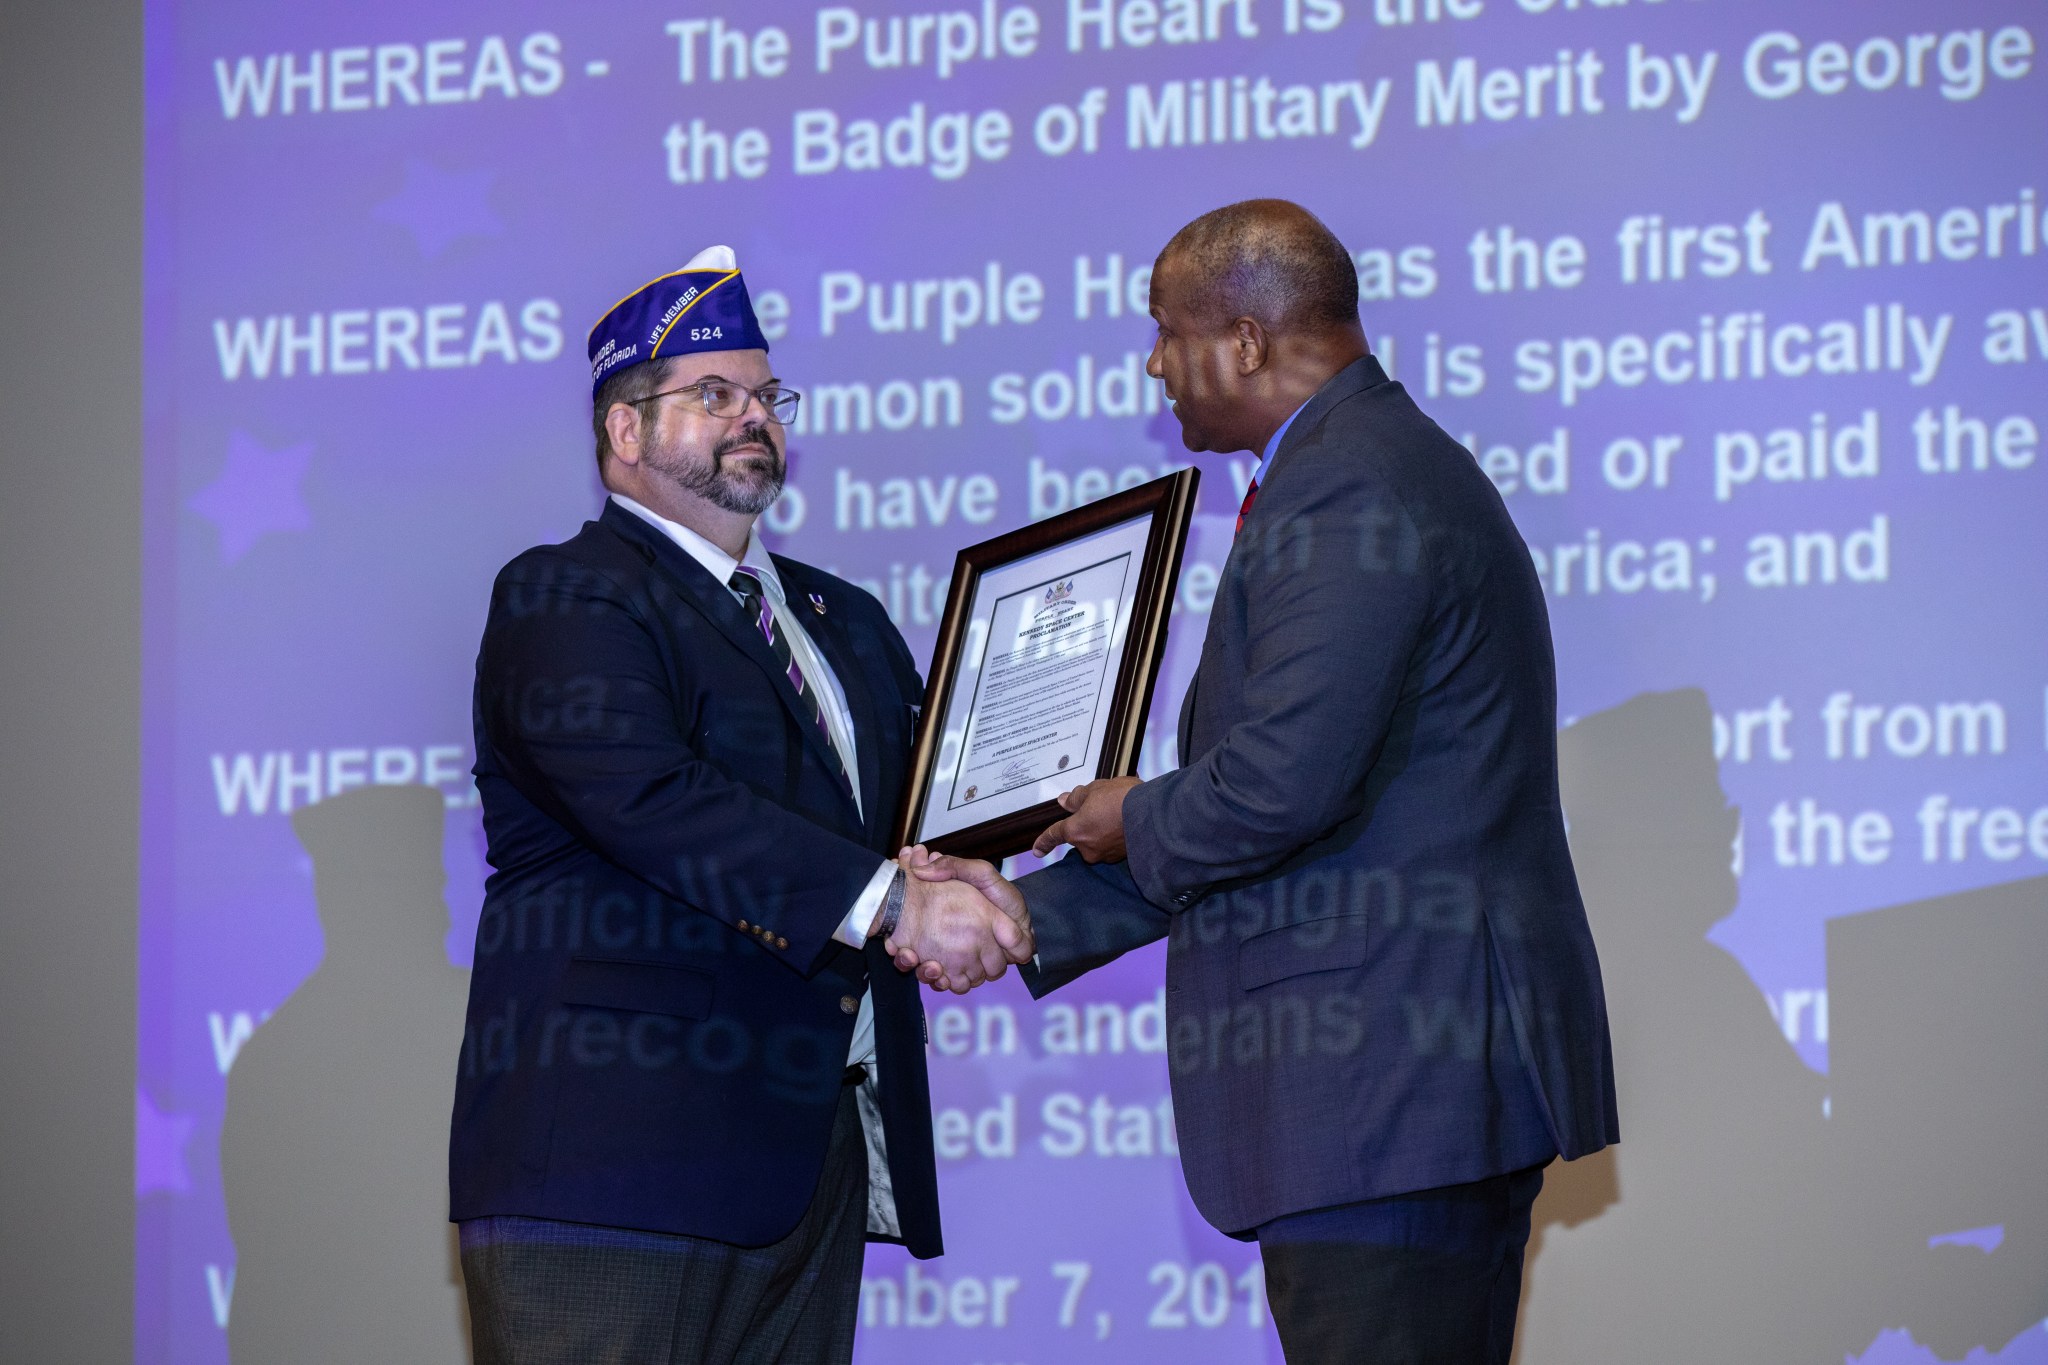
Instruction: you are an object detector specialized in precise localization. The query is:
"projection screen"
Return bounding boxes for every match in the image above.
[139,1,2048,1361]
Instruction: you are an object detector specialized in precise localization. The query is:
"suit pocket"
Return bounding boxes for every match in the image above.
[1235,910,1370,992]
[559,957,716,1020]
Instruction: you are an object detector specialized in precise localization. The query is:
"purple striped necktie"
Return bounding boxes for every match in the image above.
[729,567,855,797]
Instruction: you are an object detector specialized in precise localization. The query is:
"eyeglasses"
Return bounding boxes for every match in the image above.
[632,379,802,424]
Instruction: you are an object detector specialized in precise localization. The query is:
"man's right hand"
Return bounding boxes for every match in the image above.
[896,847,1031,993]
[883,862,1033,995]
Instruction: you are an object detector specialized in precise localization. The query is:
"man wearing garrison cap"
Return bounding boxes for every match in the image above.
[449,247,1031,1364]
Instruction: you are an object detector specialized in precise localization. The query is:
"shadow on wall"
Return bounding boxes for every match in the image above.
[219,784,472,1364]
[1830,870,2048,1358]
[1516,688,2047,1365]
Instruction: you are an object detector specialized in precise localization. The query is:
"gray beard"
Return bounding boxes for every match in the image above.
[653,425,786,516]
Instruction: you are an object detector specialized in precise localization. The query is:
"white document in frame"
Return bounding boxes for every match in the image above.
[916,513,1151,842]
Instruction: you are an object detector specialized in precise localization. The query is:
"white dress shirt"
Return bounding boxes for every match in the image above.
[610,493,900,1236]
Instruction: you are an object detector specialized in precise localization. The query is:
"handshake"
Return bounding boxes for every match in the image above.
[873,775,1140,995]
[878,846,1027,996]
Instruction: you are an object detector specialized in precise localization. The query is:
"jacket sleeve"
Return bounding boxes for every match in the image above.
[1122,459,1435,911]
[476,551,884,976]
[1017,856,1171,997]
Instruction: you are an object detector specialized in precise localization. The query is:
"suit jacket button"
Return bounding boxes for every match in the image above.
[776,936,789,949]
[737,919,750,931]
[1175,893,1192,906]
[839,995,858,1015]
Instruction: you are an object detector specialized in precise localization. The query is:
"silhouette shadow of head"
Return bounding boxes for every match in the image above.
[219,784,471,1364]
[1559,688,1739,948]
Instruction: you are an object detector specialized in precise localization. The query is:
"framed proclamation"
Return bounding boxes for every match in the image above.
[893,467,1200,862]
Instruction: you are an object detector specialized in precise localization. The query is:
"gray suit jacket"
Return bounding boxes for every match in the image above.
[1019,355,1618,1236]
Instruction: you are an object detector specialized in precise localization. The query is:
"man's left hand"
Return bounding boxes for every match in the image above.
[1031,775,1140,861]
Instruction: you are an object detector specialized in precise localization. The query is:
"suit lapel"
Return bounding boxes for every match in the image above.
[599,505,858,814]
[1258,353,1386,490]
[775,558,888,843]
[1188,356,1387,761]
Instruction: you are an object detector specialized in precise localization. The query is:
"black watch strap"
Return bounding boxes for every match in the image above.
[875,866,906,940]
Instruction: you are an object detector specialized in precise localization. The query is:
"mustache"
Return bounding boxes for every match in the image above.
[712,423,781,464]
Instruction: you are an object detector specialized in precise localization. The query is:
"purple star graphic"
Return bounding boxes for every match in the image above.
[373,157,502,259]
[135,1086,194,1196]
[187,430,313,565]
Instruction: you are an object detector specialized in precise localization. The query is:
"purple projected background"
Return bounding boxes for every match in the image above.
[140,0,2047,1360]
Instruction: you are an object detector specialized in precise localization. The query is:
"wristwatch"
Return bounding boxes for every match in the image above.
[874,866,906,940]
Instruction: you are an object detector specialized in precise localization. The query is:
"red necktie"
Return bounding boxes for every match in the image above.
[1235,477,1261,535]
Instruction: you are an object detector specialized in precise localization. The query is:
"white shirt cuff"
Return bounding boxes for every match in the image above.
[835,860,899,949]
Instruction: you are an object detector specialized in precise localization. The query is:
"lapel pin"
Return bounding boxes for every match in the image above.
[809,592,827,615]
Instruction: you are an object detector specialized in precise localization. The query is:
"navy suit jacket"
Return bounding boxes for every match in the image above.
[1019,356,1619,1236]
[449,500,943,1258]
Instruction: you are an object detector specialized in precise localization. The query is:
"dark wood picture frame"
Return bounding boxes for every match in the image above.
[891,467,1201,862]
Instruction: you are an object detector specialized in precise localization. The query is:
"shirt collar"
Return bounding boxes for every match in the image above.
[1250,398,1310,485]
[609,493,782,600]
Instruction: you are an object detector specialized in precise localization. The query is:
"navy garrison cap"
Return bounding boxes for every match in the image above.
[587,245,769,397]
